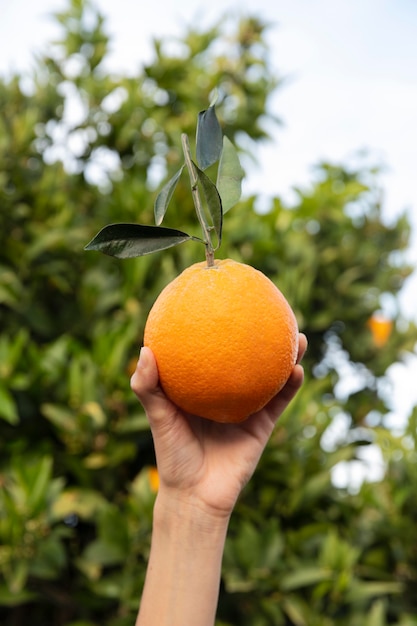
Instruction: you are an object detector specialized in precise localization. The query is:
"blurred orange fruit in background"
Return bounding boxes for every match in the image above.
[368,313,393,347]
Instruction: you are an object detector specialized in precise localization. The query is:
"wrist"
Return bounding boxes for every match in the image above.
[153,489,231,542]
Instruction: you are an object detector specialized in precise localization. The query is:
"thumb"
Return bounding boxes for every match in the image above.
[130,346,178,425]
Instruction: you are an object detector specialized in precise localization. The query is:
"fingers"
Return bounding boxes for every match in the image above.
[280,332,307,403]
[296,332,308,364]
[261,333,307,422]
[130,347,179,426]
[281,362,305,401]
[263,364,304,423]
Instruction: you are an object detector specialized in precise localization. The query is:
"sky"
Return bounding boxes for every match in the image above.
[1,0,416,473]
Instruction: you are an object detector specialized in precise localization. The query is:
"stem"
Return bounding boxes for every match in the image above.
[181,133,215,267]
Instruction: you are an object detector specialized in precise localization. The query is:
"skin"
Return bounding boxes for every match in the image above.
[131,333,307,626]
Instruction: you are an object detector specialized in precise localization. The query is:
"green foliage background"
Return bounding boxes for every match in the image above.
[1,1,416,624]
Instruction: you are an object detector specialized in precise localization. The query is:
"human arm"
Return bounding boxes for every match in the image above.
[131,333,307,626]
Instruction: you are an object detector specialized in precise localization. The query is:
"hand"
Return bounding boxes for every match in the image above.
[131,333,307,519]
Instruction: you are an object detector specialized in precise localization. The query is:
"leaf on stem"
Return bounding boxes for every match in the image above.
[196,105,223,171]
[217,136,244,213]
[84,223,193,258]
[154,165,184,225]
[194,162,223,249]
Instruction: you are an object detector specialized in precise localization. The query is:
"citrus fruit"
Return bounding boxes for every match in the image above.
[368,313,393,347]
[144,258,298,423]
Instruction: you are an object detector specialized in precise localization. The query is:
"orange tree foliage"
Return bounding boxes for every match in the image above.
[0,1,416,624]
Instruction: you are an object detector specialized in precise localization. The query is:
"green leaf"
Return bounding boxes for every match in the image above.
[0,385,18,425]
[0,585,38,607]
[280,566,333,591]
[26,456,53,514]
[83,539,126,567]
[194,162,223,248]
[282,596,309,626]
[42,403,78,434]
[346,581,403,602]
[84,223,193,258]
[365,600,387,626]
[51,488,108,521]
[196,105,223,170]
[30,535,67,579]
[8,560,29,594]
[83,505,129,567]
[154,165,184,225]
[217,136,244,212]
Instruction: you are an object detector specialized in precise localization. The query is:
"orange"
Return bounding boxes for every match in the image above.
[144,258,299,423]
[368,314,393,347]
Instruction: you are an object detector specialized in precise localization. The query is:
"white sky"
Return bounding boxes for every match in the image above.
[1,0,416,428]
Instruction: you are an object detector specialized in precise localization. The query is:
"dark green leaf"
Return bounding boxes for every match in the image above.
[196,105,223,170]
[154,165,184,225]
[194,162,223,249]
[84,223,192,258]
[217,136,244,212]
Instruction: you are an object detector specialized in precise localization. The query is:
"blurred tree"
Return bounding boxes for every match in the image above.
[0,0,416,624]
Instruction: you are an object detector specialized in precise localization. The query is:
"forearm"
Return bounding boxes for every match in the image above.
[136,492,230,626]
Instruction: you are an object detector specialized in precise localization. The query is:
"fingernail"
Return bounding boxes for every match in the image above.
[138,346,148,369]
